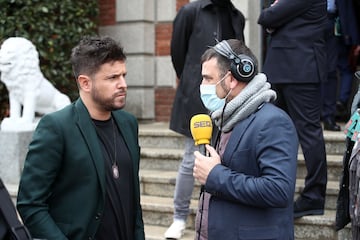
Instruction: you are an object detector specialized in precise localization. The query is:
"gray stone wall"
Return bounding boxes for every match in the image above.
[0,131,33,185]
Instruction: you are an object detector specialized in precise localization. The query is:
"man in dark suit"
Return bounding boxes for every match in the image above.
[258,0,328,218]
[335,0,360,120]
[320,0,341,131]
[16,36,145,240]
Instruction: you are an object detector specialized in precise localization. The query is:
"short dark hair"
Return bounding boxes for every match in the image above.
[201,39,258,78]
[71,35,126,79]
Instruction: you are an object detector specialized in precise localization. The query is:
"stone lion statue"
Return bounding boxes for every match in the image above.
[0,37,71,131]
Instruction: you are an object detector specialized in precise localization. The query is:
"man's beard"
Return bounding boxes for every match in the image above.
[91,86,126,111]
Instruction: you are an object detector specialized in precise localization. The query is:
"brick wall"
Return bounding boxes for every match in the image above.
[177,0,189,11]
[155,87,176,122]
[155,23,172,56]
[98,0,115,26]
[155,22,174,121]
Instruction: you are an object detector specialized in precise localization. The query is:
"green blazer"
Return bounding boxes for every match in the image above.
[17,98,145,240]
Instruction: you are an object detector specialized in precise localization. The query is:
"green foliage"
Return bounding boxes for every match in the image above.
[0,0,99,120]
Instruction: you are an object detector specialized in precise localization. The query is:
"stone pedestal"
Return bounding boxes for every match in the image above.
[0,131,33,185]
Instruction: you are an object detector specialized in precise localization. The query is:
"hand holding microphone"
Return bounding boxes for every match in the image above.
[190,114,220,185]
[193,145,221,185]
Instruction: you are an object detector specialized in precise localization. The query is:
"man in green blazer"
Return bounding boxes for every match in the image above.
[16,36,145,240]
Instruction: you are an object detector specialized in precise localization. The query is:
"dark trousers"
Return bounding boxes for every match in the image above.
[273,83,328,203]
[321,15,339,120]
[337,43,354,104]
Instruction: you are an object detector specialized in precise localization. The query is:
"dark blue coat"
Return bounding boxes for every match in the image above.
[205,103,298,240]
[336,0,360,45]
[258,0,327,84]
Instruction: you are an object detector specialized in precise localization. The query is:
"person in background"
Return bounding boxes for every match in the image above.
[342,71,360,239]
[321,0,341,131]
[193,39,298,240]
[350,71,360,118]
[166,0,245,239]
[16,36,145,240]
[335,0,360,121]
[258,0,328,218]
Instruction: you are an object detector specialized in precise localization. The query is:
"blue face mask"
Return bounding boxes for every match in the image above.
[200,84,225,112]
[200,73,229,112]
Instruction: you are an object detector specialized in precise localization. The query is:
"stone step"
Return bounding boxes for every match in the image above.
[139,122,184,150]
[295,179,339,211]
[139,122,348,155]
[141,195,351,240]
[298,154,344,183]
[140,169,201,201]
[144,223,351,240]
[140,147,344,182]
[141,195,197,230]
[323,128,348,156]
[140,169,341,211]
[294,211,351,240]
[140,147,184,172]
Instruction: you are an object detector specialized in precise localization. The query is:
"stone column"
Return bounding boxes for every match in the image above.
[0,131,33,186]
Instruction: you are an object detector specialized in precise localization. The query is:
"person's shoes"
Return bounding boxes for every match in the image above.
[164,219,186,239]
[323,118,341,131]
[294,196,324,218]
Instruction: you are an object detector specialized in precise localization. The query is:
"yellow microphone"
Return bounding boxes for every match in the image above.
[190,114,213,155]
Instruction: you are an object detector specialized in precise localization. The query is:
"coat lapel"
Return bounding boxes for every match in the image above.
[223,114,256,162]
[74,99,106,198]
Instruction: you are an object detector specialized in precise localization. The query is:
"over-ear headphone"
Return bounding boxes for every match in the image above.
[213,40,256,82]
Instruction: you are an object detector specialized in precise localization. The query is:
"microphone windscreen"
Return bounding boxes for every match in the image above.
[190,114,213,146]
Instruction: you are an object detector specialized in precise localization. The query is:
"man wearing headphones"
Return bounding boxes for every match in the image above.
[193,39,298,240]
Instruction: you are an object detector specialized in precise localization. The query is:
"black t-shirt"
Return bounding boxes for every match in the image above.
[93,117,135,240]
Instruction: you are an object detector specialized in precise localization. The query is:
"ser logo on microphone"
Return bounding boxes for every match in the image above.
[193,120,212,128]
[190,114,213,146]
